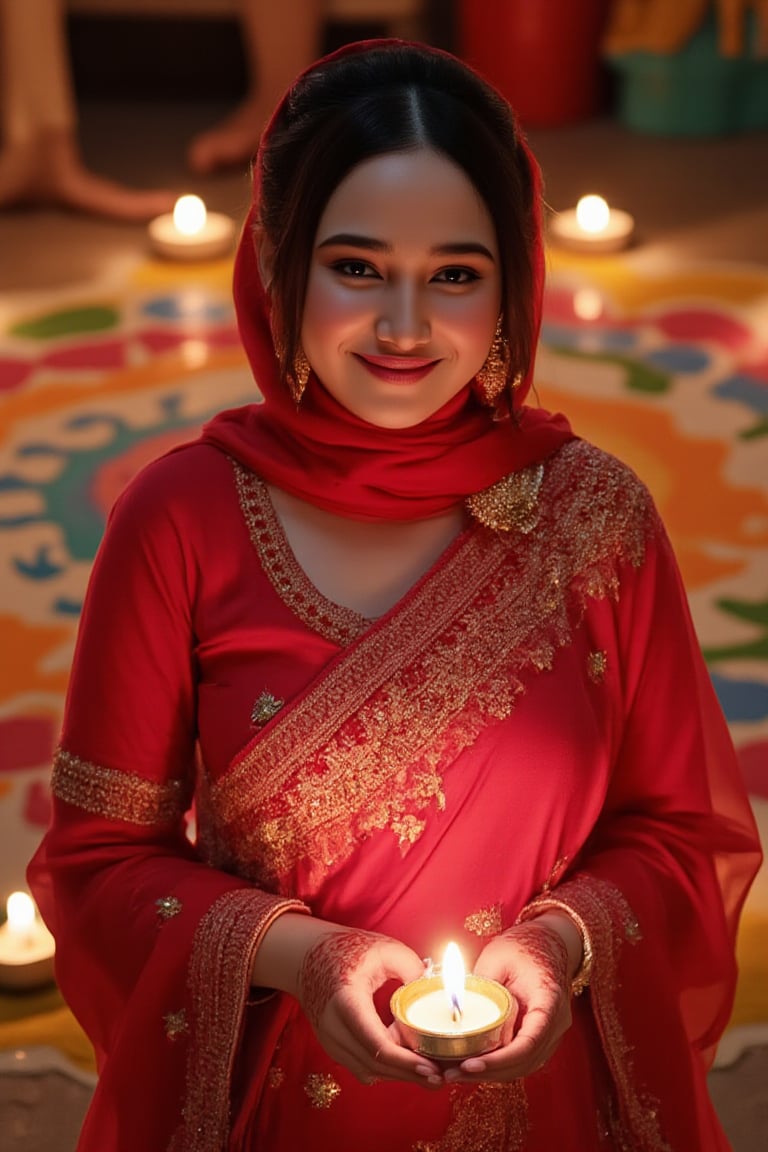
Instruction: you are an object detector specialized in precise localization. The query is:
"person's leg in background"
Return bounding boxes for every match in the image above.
[0,0,175,219]
[187,0,322,174]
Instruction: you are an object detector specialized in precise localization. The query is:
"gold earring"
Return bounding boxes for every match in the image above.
[476,317,511,405]
[288,346,311,404]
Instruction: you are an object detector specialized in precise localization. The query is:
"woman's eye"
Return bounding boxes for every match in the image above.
[333,259,378,278]
[434,267,480,285]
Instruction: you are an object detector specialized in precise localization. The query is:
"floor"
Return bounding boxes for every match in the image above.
[3,95,768,295]
[1,62,767,1152]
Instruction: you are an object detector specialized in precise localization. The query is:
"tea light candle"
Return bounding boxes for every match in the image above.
[391,942,514,1060]
[549,194,635,253]
[148,195,236,261]
[0,891,55,990]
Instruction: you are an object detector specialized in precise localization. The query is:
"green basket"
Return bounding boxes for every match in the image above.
[608,11,768,136]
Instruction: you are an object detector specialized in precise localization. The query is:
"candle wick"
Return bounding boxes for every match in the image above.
[451,994,462,1024]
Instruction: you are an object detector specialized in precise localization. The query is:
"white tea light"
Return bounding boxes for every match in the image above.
[391,941,514,1060]
[0,891,55,991]
[148,194,236,261]
[549,194,635,253]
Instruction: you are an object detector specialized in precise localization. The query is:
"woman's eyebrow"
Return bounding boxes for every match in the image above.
[317,233,496,260]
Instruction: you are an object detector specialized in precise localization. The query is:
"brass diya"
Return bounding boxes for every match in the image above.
[391,973,514,1061]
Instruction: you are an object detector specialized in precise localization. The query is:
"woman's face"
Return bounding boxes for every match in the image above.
[301,148,502,429]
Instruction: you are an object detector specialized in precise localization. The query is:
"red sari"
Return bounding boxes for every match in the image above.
[28,434,760,1150]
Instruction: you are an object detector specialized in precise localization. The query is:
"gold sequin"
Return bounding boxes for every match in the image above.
[164,1009,188,1040]
[52,747,190,825]
[207,442,655,890]
[304,1072,341,1109]
[267,1067,285,1089]
[625,918,643,942]
[588,650,608,683]
[466,463,544,532]
[251,692,285,726]
[464,904,503,937]
[156,895,182,921]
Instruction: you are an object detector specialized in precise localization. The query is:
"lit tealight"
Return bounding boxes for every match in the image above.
[149,195,236,262]
[575,194,610,234]
[549,193,635,253]
[173,194,207,236]
[390,941,514,1060]
[0,891,56,991]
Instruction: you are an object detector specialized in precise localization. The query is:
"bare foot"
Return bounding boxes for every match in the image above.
[0,131,177,222]
[187,96,268,174]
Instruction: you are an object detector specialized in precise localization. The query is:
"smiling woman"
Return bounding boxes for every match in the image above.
[28,39,761,1152]
[300,148,501,428]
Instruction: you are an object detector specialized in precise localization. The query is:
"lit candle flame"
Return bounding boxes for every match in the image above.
[173,195,207,237]
[442,941,465,1022]
[575,194,610,235]
[6,891,36,937]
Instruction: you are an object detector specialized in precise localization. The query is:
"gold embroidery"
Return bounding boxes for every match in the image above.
[304,1072,341,1109]
[156,895,182,921]
[588,650,608,683]
[625,917,642,942]
[267,1067,285,1089]
[171,890,309,1151]
[251,691,285,726]
[434,1083,528,1151]
[528,875,668,1151]
[210,442,654,890]
[464,904,503,937]
[233,462,369,646]
[164,1009,188,1040]
[517,895,594,996]
[542,856,570,891]
[52,747,189,825]
[465,463,544,532]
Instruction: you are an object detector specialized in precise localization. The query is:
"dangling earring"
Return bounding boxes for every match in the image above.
[476,316,511,405]
[288,346,311,405]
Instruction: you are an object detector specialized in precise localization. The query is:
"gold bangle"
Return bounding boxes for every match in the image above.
[516,897,594,996]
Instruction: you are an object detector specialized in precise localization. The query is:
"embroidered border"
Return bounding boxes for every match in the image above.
[51,747,190,825]
[172,889,309,1152]
[210,442,654,888]
[526,875,668,1152]
[232,462,370,647]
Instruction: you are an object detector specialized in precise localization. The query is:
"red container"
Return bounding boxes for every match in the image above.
[459,0,612,126]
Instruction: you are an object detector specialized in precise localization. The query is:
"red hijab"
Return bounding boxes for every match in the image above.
[202,40,573,521]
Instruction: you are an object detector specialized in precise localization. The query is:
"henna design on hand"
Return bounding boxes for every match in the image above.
[500,923,569,1001]
[299,929,377,1031]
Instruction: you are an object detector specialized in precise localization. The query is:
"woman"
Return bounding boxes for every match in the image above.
[28,41,761,1151]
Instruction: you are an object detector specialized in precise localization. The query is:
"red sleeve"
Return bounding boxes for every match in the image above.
[27,448,308,1150]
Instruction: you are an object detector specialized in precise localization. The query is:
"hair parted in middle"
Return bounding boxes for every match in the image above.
[257,42,541,409]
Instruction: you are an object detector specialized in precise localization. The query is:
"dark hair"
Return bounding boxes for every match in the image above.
[258,43,539,396]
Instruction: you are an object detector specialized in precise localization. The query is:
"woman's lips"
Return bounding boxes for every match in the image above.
[354,353,440,383]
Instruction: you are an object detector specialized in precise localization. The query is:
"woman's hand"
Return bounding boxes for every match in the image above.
[444,913,581,1085]
[296,925,443,1088]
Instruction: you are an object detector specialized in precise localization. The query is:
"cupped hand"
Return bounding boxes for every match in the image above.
[444,920,573,1085]
[298,927,443,1088]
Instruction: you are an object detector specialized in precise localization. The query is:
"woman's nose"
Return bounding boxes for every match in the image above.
[375,282,430,350]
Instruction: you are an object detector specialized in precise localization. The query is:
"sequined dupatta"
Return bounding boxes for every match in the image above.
[197,442,650,899]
